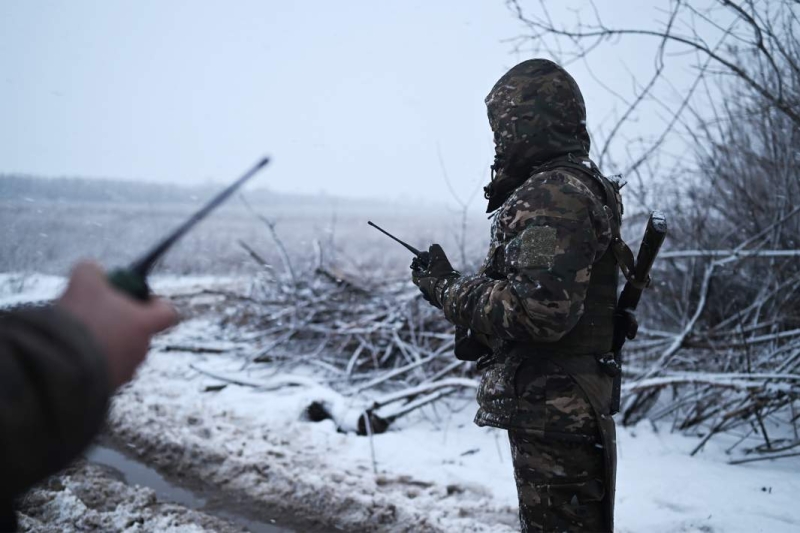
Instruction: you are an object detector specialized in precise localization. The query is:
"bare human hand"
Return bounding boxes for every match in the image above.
[56,261,178,389]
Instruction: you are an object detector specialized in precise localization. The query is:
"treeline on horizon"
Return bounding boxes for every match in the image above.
[0,174,353,207]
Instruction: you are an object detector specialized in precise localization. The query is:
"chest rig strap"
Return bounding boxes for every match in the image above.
[546,156,640,288]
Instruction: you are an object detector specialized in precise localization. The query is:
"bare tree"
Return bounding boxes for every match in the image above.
[506,0,800,458]
[507,0,800,207]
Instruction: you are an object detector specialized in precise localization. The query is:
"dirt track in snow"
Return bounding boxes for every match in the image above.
[104,345,518,533]
[18,460,247,533]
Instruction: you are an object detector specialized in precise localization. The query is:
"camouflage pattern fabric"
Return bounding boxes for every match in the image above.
[507,358,608,532]
[473,354,600,434]
[483,58,591,213]
[509,427,607,532]
[422,59,620,532]
[435,165,613,345]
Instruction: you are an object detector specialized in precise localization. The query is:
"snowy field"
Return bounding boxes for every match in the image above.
[0,195,488,278]
[4,273,800,532]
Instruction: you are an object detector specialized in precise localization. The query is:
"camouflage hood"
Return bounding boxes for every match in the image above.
[484,59,591,212]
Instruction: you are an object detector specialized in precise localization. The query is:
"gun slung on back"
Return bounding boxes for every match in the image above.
[617,211,668,312]
[609,211,668,413]
[367,221,430,268]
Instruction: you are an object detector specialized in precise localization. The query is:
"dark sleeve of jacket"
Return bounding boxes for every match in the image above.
[0,306,111,503]
[437,169,612,342]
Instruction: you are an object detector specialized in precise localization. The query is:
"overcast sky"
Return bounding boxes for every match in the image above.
[2,0,685,203]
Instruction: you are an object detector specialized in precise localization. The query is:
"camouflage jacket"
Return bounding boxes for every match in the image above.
[432,59,622,434]
[438,161,614,344]
[441,158,620,432]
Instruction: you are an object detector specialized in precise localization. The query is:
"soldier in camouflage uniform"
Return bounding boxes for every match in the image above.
[412,59,624,532]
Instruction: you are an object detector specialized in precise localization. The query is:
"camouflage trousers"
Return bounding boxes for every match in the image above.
[508,429,608,532]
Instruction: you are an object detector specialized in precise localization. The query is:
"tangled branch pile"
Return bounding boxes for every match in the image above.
[619,71,800,458]
[221,240,476,434]
[224,203,800,459]
[622,250,800,458]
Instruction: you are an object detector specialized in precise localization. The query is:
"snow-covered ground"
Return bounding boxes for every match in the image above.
[5,274,800,532]
[114,326,800,533]
[18,460,248,533]
[108,321,518,533]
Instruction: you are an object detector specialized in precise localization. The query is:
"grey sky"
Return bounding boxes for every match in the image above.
[1,1,687,203]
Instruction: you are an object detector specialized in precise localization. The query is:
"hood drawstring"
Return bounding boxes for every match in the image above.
[483,152,505,200]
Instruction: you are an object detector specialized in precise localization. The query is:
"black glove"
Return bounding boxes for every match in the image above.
[454,325,492,361]
[411,244,459,308]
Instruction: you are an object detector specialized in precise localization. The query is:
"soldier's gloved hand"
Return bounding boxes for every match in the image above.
[411,244,459,308]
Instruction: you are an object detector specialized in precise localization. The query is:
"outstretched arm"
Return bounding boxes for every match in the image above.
[0,262,177,503]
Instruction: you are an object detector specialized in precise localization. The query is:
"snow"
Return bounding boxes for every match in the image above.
[616,424,800,533]
[18,461,247,533]
[0,272,65,307]
[0,272,242,309]
[108,319,519,532]
[111,314,800,532]
[7,274,800,532]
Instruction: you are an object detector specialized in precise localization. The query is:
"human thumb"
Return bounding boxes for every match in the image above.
[140,298,179,333]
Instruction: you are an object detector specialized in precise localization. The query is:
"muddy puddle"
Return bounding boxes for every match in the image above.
[87,444,327,533]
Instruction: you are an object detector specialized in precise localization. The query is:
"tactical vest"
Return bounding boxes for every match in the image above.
[528,248,618,356]
[497,158,623,359]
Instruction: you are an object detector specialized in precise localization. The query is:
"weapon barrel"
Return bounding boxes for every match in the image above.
[617,211,668,311]
[367,221,423,257]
